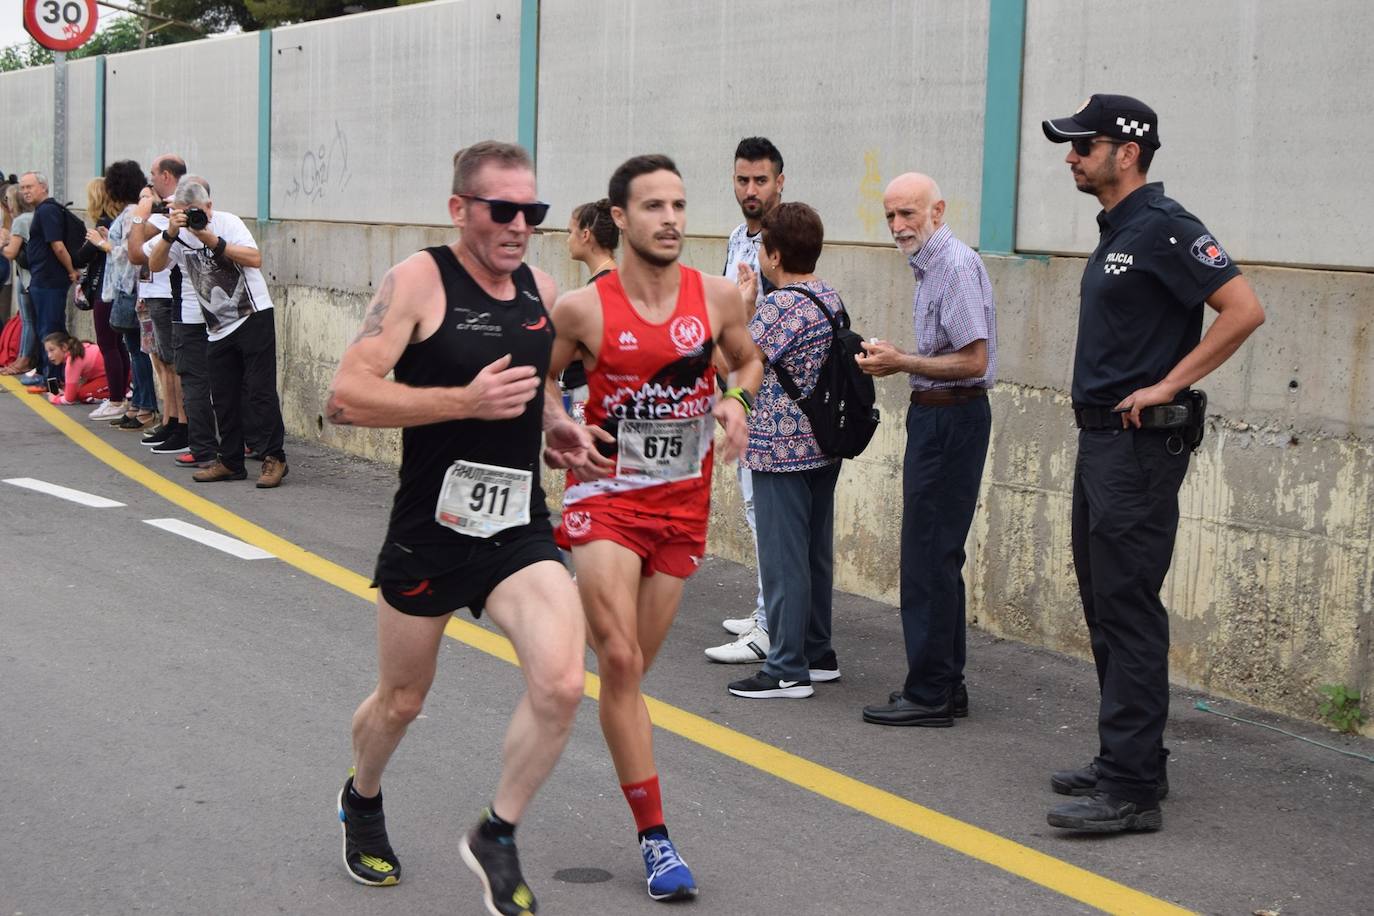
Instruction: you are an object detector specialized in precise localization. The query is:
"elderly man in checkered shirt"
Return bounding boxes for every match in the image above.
[855,172,997,728]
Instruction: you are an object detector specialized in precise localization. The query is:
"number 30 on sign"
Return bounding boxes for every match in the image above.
[24,0,99,52]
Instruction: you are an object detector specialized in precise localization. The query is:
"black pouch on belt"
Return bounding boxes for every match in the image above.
[1138,389,1207,452]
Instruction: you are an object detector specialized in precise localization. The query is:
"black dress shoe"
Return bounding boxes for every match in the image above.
[889,684,968,718]
[862,696,953,727]
[1050,758,1169,799]
[1046,792,1162,833]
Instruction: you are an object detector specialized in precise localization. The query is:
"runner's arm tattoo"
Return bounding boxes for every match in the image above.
[351,271,395,344]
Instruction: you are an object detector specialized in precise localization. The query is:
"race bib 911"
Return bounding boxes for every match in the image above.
[435,460,531,538]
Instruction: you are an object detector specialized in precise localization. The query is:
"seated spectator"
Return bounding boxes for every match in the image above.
[40,331,108,405]
[726,202,845,700]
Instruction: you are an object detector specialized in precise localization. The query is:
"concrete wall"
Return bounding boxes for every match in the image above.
[0,65,54,183]
[255,218,1371,731]
[65,57,96,201]
[103,36,260,217]
[270,0,523,226]
[1017,0,1374,269]
[537,0,989,246]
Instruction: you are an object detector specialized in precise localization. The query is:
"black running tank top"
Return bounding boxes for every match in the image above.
[376,246,553,578]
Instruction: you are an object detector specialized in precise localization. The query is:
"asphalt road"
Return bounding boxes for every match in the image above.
[3,380,1371,916]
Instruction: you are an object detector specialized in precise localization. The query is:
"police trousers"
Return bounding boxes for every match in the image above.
[1071,427,1190,804]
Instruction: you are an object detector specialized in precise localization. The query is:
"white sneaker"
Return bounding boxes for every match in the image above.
[721,615,758,635]
[705,625,770,663]
[88,399,126,420]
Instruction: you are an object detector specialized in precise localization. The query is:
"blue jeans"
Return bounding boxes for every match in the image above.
[28,284,69,383]
[754,462,841,682]
[899,397,991,707]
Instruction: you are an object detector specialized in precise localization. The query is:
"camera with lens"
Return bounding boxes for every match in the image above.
[186,207,209,231]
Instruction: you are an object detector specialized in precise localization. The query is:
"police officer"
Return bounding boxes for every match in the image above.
[1041,95,1265,833]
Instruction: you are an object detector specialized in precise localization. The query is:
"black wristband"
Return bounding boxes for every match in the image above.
[212,237,227,258]
[162,230,176,243]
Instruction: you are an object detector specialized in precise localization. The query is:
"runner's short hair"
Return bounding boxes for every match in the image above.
[761,202,824,274]
[734,137,783,175]
[607,154,680,210]
[452,141,533,195]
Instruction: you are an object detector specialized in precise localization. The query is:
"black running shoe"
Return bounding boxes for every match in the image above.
[460,817,538,915]
[337,775,401,886]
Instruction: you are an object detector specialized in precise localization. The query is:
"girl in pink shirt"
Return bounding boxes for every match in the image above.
[43,332,109,405]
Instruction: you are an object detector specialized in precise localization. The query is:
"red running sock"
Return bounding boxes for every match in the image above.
[620,775,664,834]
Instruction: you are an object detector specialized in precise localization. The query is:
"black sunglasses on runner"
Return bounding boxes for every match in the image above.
[459,194,551,226]
[1070,137,1129,157]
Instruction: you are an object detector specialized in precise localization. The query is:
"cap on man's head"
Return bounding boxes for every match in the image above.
[1043,94,1161,149]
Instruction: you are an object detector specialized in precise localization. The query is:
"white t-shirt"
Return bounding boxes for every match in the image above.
[145,210,272,341]
[723,222,769,308]
[139,213,176,301]
[144,213,202,324]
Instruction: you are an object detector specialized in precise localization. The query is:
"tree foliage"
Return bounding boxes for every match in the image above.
[0,0,434,72]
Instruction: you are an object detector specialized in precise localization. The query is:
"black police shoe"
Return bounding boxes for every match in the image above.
[889,684,968,718]
[862,696,953,727]
[1050,759,1169,800]
[1046,792,1162,833]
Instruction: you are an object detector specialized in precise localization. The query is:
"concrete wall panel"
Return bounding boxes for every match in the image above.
[537,0,988,246]
[269,0,522,226]
[0,66,54,184]
[1017,0,1374,269]
[65,57,97,199]
[104,35,260,218]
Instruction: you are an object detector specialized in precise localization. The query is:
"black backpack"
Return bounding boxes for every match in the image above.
[770,285,880,459]
[36,198,88,260]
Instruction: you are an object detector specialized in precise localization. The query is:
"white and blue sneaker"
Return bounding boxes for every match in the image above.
[639,832,697,902]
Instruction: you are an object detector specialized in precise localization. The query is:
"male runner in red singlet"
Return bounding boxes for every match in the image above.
[326,141,598,916]
[548,154,763,902]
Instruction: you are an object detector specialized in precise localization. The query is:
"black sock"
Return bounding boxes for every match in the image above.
[478,806,517,841]
[346,778,383,811]
[638,823,668,841]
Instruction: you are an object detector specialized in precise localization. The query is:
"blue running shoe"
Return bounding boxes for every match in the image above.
[639,832,697,901]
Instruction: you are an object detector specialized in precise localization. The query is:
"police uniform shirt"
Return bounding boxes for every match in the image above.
[1072,182,1240,407]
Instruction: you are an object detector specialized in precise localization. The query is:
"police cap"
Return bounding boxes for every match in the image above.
[1043,94,1161,150]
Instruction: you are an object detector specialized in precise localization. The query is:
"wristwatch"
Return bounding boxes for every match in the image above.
[131,216,145,225]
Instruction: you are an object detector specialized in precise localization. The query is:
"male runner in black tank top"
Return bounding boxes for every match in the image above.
[325,141,601,916]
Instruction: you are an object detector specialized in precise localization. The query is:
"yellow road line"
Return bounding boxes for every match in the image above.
[3,376,1193,915]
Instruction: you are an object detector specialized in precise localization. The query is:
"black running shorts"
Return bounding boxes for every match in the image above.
[375,525,564,619]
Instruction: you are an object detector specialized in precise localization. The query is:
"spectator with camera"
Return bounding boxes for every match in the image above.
[145,176,289,488]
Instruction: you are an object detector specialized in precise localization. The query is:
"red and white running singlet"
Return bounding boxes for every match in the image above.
[563,266,716,523]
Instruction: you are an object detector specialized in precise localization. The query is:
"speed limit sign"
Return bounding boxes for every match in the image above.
[23,0,99,52]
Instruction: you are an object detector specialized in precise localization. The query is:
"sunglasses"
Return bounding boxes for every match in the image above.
[460,194,550,226]
[1070,137,1130,157]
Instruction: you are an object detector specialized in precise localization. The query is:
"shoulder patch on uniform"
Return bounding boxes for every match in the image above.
[1189,234,1229,268]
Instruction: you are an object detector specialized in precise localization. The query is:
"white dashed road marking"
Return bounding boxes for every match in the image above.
[3,477,126,508]
[143,518,277,560]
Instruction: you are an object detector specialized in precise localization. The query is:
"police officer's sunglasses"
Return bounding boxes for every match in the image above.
[1070,137,1130,157]
[459,195,551,226]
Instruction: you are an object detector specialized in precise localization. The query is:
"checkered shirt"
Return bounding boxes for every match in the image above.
[906,223,997,391]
